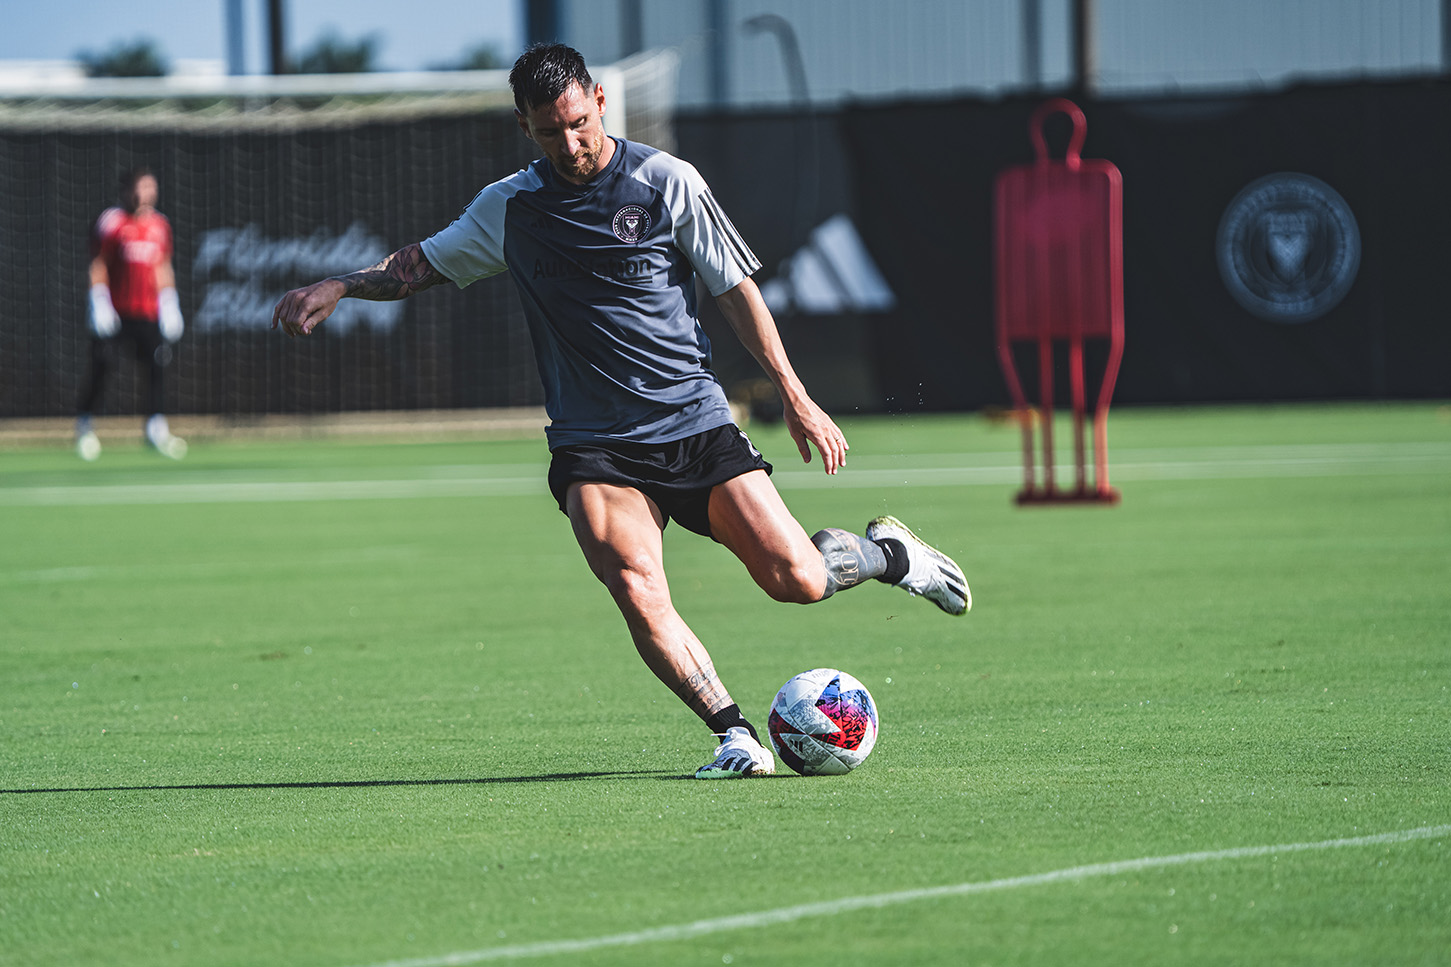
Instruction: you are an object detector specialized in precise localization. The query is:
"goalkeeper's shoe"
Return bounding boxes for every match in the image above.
[694,727,775,779]
[145,415,188,460]
[76,415,101,462]
[76,430,101,462]
[866,515,971,616]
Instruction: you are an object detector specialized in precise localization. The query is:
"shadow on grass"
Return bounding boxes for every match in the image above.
[2,769,677,795]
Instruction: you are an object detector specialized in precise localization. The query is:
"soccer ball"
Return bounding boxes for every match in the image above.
[767,668,879,776]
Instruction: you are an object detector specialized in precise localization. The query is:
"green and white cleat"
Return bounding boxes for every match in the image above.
[694,726,775,779]
[866,515,971,615]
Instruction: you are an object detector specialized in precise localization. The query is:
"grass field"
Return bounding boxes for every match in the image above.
[2,402,1448,966]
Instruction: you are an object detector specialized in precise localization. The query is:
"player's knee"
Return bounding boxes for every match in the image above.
[782,566,825,604]
[597,555,670,614]
[760,555,826,605]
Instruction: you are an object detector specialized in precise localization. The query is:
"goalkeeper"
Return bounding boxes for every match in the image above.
[273,44,969,779]
[75,167,187,460]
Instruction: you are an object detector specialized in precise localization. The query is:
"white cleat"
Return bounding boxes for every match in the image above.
[694,726,775,779]
[145,415,187,460]
[146,432,188,460]
[76,430,101,462]
[866,515,971,615]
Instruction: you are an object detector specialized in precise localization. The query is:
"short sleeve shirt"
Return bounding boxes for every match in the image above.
[93,207,172,319]
[421,138,762,449]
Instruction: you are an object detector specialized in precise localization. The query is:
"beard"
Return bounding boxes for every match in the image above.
[555,132,605,181]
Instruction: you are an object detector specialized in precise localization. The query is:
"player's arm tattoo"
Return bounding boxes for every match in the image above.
[675,660,732,717]
[329,243,446,300]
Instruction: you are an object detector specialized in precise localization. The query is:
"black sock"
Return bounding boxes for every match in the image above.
[704,704,758,742]
[874,538,910,585]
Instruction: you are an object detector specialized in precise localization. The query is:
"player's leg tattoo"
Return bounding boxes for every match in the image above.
[674,658,733,718]
[811,528,889,598]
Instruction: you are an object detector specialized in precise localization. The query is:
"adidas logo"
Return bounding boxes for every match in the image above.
[758,214,896,316]
[938,562,968,604]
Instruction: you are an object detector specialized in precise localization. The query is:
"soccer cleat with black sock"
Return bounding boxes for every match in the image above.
[694,726,775,779]
[866,515,971,615]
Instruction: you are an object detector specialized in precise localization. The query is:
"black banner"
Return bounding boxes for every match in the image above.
[838,78,1451,409]
[5,80,1447,421]
[0,111,543,418]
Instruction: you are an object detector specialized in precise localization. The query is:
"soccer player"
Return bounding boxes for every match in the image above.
[76,166,187,461]
[272,44,970,779]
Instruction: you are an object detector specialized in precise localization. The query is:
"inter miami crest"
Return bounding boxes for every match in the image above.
[612,205,650,243]
[1216,173,1361,324]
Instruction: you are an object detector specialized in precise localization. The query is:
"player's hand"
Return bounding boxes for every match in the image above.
[158,287,184,343]
[272,279,345,337]
[88,284,119,339]
[784,395,849,475]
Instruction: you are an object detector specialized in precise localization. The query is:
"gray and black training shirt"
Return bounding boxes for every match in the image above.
[421,138,762,449]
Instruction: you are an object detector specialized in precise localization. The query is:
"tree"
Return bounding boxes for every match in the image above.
[294,31,380,74]
[432,42,506,71]
[77,38,168,77]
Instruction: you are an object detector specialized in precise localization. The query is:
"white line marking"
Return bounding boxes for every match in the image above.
[3,443,1448,507]
[0,476,546,506]
[356,824,1449,967]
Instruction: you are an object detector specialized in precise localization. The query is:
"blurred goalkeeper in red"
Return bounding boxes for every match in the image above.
[75,166,187,460]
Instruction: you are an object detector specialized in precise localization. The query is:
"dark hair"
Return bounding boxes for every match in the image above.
[508,43,593,114]
[119,166,154,191]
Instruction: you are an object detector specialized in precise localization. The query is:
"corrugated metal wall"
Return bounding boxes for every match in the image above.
[555,0,1442,107]
[1096,0,1442,93]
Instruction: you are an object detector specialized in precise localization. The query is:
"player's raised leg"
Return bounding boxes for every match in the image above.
[565,481,774,778]
[707,470,908,601]
[708,471,969,614]
[707,470,828,603]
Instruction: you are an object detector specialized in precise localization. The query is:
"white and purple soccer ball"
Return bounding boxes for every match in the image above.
[767,668,879,776]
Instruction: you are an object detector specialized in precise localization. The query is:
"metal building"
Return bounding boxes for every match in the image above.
[529,0,1444,107]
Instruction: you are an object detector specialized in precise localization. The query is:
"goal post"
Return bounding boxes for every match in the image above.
[0,51,680,422]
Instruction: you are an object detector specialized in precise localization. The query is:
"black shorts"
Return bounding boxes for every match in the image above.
[548,423,772,539]
[111,316,166,363]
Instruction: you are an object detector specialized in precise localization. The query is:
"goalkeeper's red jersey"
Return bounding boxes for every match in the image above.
[92,206,172,319]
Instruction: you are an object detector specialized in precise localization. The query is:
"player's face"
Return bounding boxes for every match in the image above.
[518,81,611,184]
[124,175,158,214]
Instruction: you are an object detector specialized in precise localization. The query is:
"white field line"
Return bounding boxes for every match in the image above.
[0,475,546,506]
[2,443,1449,506]
[357,824,1450,967]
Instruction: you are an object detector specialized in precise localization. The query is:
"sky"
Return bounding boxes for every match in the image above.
[0,0,522,74]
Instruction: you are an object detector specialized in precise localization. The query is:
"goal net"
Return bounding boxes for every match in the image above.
[0,49,679,421]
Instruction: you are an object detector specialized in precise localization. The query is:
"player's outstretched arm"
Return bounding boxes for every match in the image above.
[716,278,849,475]
[271,242,447,337]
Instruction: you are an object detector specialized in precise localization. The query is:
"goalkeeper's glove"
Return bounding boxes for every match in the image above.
[158,287,184,344]
[88,284,119,339]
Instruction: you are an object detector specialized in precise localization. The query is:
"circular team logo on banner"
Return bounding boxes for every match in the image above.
[1216,173,1361,324]
[612,205,651,243]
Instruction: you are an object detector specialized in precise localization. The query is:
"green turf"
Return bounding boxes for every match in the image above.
[2,402,1448,966]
